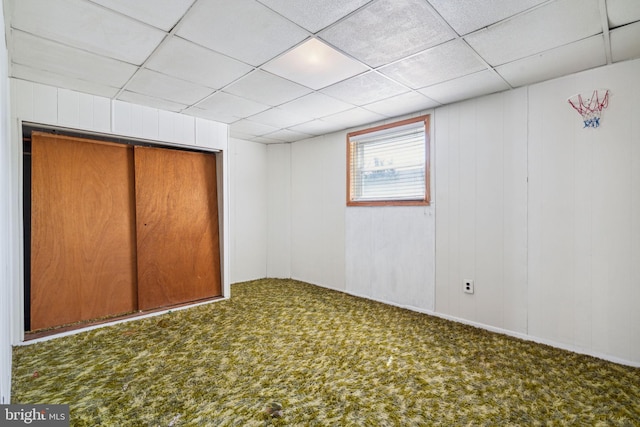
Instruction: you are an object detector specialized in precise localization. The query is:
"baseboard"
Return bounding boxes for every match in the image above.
[341,289,640,369]
[16,296,229,346]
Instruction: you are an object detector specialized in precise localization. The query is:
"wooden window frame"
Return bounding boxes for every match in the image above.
[346,115,430,207]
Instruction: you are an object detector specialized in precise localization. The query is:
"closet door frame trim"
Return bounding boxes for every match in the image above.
[20,121,227,338]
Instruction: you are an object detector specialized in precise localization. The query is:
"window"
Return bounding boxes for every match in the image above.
[347,115,430,206]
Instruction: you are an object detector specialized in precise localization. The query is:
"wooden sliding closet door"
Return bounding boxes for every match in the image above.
[134,146,221,310]
[30,132,138,331]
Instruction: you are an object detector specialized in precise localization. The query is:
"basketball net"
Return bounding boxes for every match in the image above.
[567,89,609,128]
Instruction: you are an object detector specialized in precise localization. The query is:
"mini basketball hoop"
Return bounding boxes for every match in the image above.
[567,89,609,128]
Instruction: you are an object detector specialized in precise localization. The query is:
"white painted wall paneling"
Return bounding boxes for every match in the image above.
[196,117,227,151]
[0,4,13,403]
[12,81,227,151]
[434,88,528,333]
[290,134,346,290]
[345,114,436,312]
[229,138,268,283]
[58,88,111,132]
[528,59,640,364]
[266,144,292,278]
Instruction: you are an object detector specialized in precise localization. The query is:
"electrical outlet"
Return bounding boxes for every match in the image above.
[464,280,474,294]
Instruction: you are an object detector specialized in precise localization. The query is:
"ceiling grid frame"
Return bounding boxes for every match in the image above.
[3,0,638,143]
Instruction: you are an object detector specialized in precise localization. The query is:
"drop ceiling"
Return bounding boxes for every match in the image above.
[3,0,640,143]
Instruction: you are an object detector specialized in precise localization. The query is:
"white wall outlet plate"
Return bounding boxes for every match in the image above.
[464,280,474,294]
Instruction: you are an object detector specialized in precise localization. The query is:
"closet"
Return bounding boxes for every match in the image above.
[28,131,222,332]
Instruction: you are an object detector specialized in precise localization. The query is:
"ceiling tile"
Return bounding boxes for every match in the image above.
[8,0,636,144]
[496,35,606,87]
[176,0,308,67]
[320,107,386,130]
[11,30,138,88]
[257,0,371,33]
[89,0,196,31]
[427,0,546,35]
[223,70,312,106]
[248,107,313,128]
[278,92,354,119]
[465,0,602,66]
[319,0,455,67]
[146,37,253,89]
[117,90,188,112]
[11,0,165,65]
[320,71,409,105]
[11,64,119,98]
[262,128,313,143]
[606,0,640,28]
[249,135,287,144]
[419,70,509,104]
[363,91,440,117]
[610,21,640,62]
[183,107,239,124]
[230,119,279,137]
[262,38,368,90]
[197,92,271,118]
[379,39,486,89]
[288,119,334,135]
[229,130,256,141]
[126,69,215,105]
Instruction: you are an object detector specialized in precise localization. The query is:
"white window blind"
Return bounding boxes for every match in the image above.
[348,118,427,204]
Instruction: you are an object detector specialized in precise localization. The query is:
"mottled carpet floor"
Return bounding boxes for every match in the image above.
[11,279,640,426]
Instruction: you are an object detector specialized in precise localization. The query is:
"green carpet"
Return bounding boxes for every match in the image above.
[11,279,640,426]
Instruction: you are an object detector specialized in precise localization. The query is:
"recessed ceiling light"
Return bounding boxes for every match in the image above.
[263,38,368,90]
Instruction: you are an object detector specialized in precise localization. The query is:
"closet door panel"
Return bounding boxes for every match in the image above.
[134,146,221,310]
[30,132,138,331]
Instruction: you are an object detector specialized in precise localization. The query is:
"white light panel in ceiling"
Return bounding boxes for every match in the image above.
[263,38,368,90]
